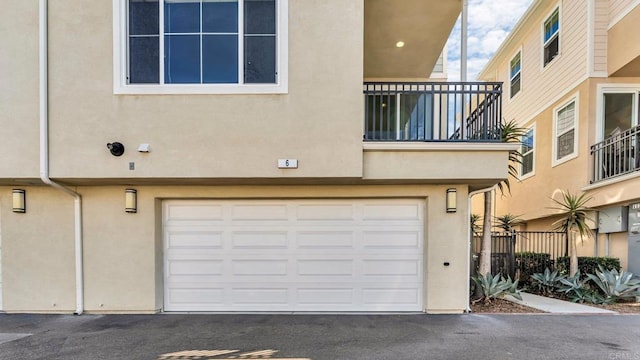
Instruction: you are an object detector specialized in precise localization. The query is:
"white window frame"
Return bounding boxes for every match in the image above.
[541,5,561,69]
[520,124,536,180]
[552,93,579,167]
[112,0,288,95]
[595,84,640,142]
[509,49,522,99]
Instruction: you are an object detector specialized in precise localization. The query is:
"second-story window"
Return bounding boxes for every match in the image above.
[119,0,287,93]
[510,51,521,98]
[129,0,276,84]
[543,8,559,67]
[521,126,535,177]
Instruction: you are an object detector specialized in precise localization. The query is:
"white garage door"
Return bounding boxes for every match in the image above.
[163,199,424,312]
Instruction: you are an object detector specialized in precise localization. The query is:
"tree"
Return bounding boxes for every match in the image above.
[478,120,526,276]
[494,213,524,233]
[551,191,594,277]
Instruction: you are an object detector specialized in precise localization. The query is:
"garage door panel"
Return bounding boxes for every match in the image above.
[363,203,421,220]
[363,259,421,276]
[297,288,354,305]
[231,204,289,220]
[231,231,289,249]
[232,260,288,276]
[362,288,421,305]
[167,230,224,249]
[164,199,424,312]
[297,259,354,276]
[231,288,289,304]
[296,204,356,220]
[363,231,421,249]
[165,203,224,222]
[296,231,354,249]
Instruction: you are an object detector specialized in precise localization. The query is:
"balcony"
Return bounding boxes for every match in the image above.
[363,82,503,142]
[591,124,640,183]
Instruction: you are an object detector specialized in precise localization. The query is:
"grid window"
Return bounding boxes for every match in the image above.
[126,0,277,85]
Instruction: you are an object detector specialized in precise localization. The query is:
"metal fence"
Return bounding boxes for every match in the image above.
[363,82,503,142]
[591,124,640,183]
[471,231,567,280]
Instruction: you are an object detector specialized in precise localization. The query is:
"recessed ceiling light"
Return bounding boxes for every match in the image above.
[396,41,405,48]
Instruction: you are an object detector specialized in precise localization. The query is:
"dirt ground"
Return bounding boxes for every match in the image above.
[470,297,640,314]
[470,298,545,313]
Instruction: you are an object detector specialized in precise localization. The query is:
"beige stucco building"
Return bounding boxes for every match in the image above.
[477,0,640,273]
[0,0,513,314]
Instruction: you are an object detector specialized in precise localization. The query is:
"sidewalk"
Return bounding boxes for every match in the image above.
[506,292,617,314]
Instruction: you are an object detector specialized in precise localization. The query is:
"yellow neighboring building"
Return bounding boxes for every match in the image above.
[0,0,513,314]
[477,0,640,273]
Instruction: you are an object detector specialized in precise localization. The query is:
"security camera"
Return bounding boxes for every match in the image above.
[107,142,125,156]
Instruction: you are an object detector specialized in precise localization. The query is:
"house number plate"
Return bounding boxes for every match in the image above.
[278,159,298,169]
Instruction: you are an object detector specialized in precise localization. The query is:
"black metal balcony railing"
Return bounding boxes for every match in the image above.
[591,124,640,183]
[363,82,503,142]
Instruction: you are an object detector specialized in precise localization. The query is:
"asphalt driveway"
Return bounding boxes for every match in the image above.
[0,313,638,360]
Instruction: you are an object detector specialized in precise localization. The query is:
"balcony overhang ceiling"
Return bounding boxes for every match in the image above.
[364,0,461,79]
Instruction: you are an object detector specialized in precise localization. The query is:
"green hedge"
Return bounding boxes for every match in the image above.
[556,256,621,274]
[515,252,553,284]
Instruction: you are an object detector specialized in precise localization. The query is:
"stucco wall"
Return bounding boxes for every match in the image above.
[0,1,40,179]
[1,184,472,314]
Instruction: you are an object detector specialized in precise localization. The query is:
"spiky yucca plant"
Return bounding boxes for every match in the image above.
[551,191,593,277]
[494,213,524,233]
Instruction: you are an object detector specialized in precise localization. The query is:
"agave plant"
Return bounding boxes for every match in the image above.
[530,268,565,296]
[472,272,523,304]
[586,265,640,301]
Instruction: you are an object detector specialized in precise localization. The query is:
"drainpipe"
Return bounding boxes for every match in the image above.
[39,0,84,315]
[460,0,468,82]
[466,185,495,313]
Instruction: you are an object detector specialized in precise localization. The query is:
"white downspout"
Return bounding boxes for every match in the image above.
[461,0,468,82]
[39,0,84,315]
[466,186,495,313]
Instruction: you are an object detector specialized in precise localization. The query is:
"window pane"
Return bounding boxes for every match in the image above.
[604,93,633,137]
[522,153,533,175]
[400,94,432,140]
[510,53,520,78]
[129,37,160,83]
[165,0,200,33]
[164,35,200,83]
[245,0,276,34]
[244,35,276,83]
[365,95,397,140]
[202,0,238,33]
[544,10,559,42]
[203,35,238,83]
[556,102,575,133]
[557,129,574,160]
[129,0,159,35]
[544,37,558,66]
[511,75,521,97]
[522,129,534,154]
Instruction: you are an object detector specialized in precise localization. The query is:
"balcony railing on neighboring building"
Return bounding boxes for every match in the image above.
[363,82,503,142]
[591,124,640,183]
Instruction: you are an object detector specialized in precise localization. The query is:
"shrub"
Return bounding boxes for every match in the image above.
[556,257,620,275]
[471,272,522,304]
[515,252,553,284]
[586,266,640,302]
[530,268,565,296]
[555,272,612,304]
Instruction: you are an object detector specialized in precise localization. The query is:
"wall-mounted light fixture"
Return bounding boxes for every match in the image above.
[12,189,26,213]
[125,189,137,213]
[446,188,457,213]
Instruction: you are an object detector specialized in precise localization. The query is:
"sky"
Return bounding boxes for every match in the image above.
[446,0,534,81]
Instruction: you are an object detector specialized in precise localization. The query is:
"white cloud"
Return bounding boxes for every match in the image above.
[447,0,533,81]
